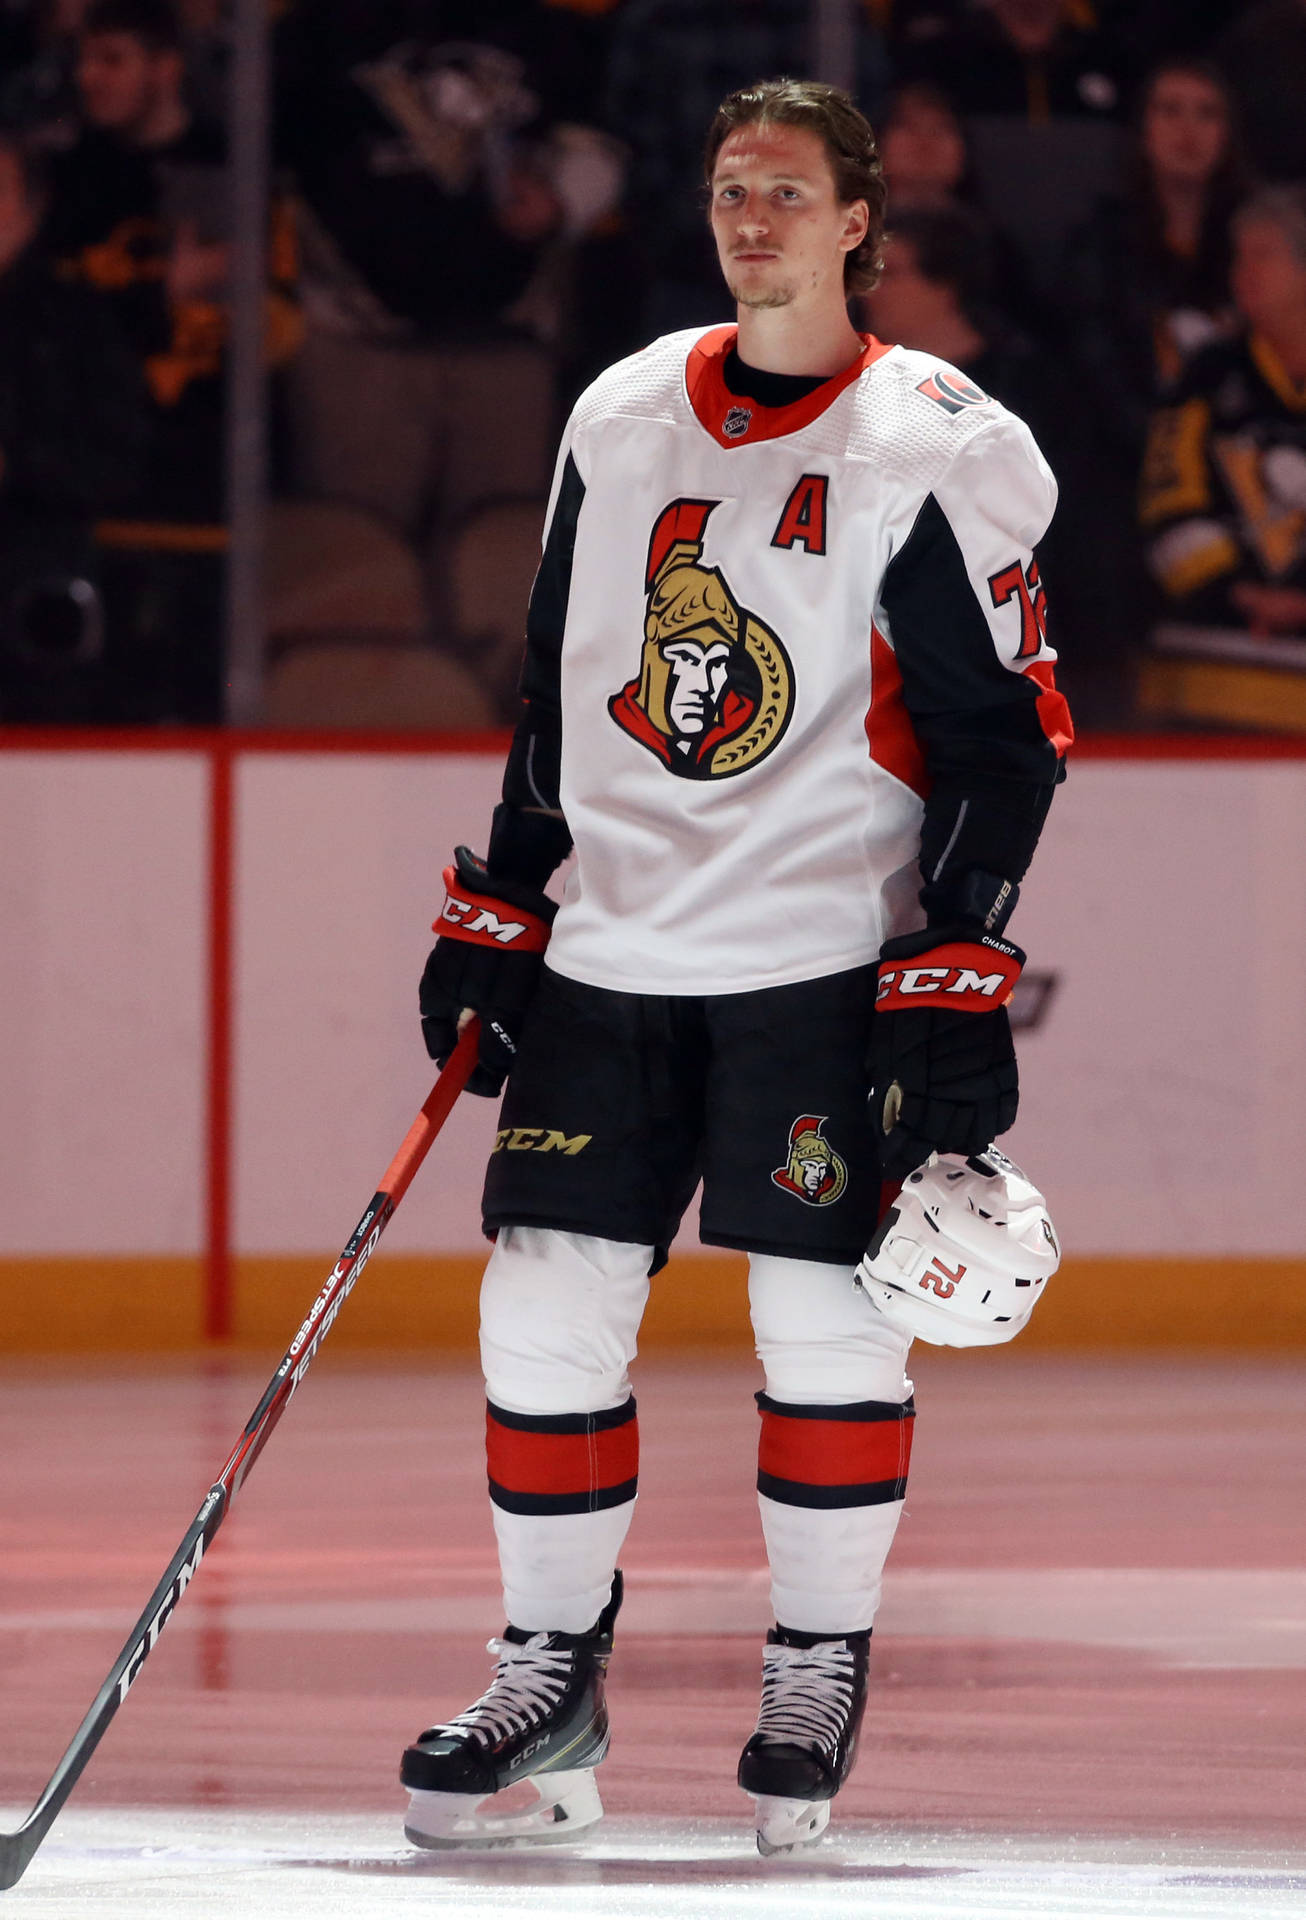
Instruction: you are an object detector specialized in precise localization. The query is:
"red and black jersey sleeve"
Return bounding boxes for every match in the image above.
[878,415,1073,927]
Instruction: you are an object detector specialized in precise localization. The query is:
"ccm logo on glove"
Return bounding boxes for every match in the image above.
[876,938,1022,1014]
[420,848,557,1097]
[436,867,553,952]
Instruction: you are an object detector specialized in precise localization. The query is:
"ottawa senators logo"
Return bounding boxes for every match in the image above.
[771,1115,848,1207]
[608,499,794,779]
[915,368,989,415]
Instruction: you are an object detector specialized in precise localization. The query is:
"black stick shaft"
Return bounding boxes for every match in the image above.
[0,1490,226,1890]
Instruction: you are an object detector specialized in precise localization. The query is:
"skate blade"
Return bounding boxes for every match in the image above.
[753,1793,831,1857]
[405,1767,603,1850]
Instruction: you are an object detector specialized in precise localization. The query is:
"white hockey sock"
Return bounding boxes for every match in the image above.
[749,1253,915,1635]
[479,1226,652,1634]
[493,1502,636,1635]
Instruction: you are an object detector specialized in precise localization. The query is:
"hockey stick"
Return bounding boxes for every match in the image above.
[0,1020,480,1892]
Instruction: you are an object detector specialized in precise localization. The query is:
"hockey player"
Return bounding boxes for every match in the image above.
[401,77,1072,1855]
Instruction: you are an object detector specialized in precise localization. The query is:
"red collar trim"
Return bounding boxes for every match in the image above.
[684,325,890,449]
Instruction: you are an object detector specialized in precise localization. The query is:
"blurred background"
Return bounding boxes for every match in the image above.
[3,19,1302,1889]
[2,0,1306,734]
[3,0,1306,1357]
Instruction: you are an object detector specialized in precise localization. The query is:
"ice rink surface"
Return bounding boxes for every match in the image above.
[12,1810,1306,1920]
[1,1350,1304,1919]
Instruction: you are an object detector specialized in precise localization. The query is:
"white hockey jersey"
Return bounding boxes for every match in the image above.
[499,324,1071,997]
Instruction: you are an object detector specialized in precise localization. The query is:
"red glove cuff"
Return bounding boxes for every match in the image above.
[434,865,553,953]
[876,938,1022,1014]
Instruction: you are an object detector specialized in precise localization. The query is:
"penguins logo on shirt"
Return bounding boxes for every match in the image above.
[771,1115,848,1207]
[608,498,794,779]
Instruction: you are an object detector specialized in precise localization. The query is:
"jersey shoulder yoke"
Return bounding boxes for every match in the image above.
[806,344,1026,488]
[569,328,711,438]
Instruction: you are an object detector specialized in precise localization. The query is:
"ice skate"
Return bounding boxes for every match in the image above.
[738,1625,870,1856]
[401,1571,621,1848]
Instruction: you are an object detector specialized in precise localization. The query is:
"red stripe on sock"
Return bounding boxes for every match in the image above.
[758,1405,914,1490]
[486,1411,639,1499]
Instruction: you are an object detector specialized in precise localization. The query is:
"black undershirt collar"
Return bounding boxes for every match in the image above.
[722,345,832,408]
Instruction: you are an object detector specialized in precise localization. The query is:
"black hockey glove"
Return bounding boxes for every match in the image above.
[419,846,557,1098]
[869,927,1024,1180]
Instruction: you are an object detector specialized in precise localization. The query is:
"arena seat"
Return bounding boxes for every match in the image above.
[262,638,496,730]
[265,499,426,644]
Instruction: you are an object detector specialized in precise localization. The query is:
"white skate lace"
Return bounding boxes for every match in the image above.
[424,1636,575,1749]
[753,1642,856,1758]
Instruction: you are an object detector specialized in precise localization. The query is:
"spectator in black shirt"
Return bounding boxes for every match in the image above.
[0,131,149,720]
[901,0,1130,124]
[897,0,1135,334]
[863,201,1129,724]
[878,82,972,212]
[1216,1,1306,186]
[45,0,233,525]
[42,0,299,719]
[275,0,619,666]
[0,0,85,139]
[1062,57,1248,467]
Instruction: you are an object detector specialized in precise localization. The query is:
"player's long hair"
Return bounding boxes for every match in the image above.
[704,77,888,295]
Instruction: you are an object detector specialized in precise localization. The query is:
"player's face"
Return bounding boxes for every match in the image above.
[710,123,868,315]
[1231,217,1306,335]
[1143,71,1229,187]
[662,639,730,738]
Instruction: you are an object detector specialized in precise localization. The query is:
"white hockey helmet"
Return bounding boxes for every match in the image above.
[855,1147,1060,1348]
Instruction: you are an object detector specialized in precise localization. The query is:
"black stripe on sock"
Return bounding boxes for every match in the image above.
[755,1392,916,1423]
[757,1471,909,1509]
[488,1475,640,1516]
[487,1396,636,1434]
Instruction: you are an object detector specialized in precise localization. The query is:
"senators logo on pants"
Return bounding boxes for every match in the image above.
[608,499,794,779]
[771,1115,848,1207]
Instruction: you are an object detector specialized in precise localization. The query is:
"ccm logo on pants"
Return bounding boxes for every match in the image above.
[493,1127,592,1156]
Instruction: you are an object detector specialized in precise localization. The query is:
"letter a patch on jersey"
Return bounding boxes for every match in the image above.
[772,475,829,554]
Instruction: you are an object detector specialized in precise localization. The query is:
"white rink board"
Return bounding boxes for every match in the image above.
[2,749,1304,1257]
[233,753,505,1254]
[0,753,207,1253]
[1005,761,1306,1254]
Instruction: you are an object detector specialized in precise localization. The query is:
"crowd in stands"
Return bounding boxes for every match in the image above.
[1,0,1305,729]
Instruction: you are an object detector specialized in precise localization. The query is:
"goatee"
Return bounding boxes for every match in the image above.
[728,280,796,310]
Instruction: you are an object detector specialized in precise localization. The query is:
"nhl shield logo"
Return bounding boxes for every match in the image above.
[722,405,753,439]
[771,1114,848,1207]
